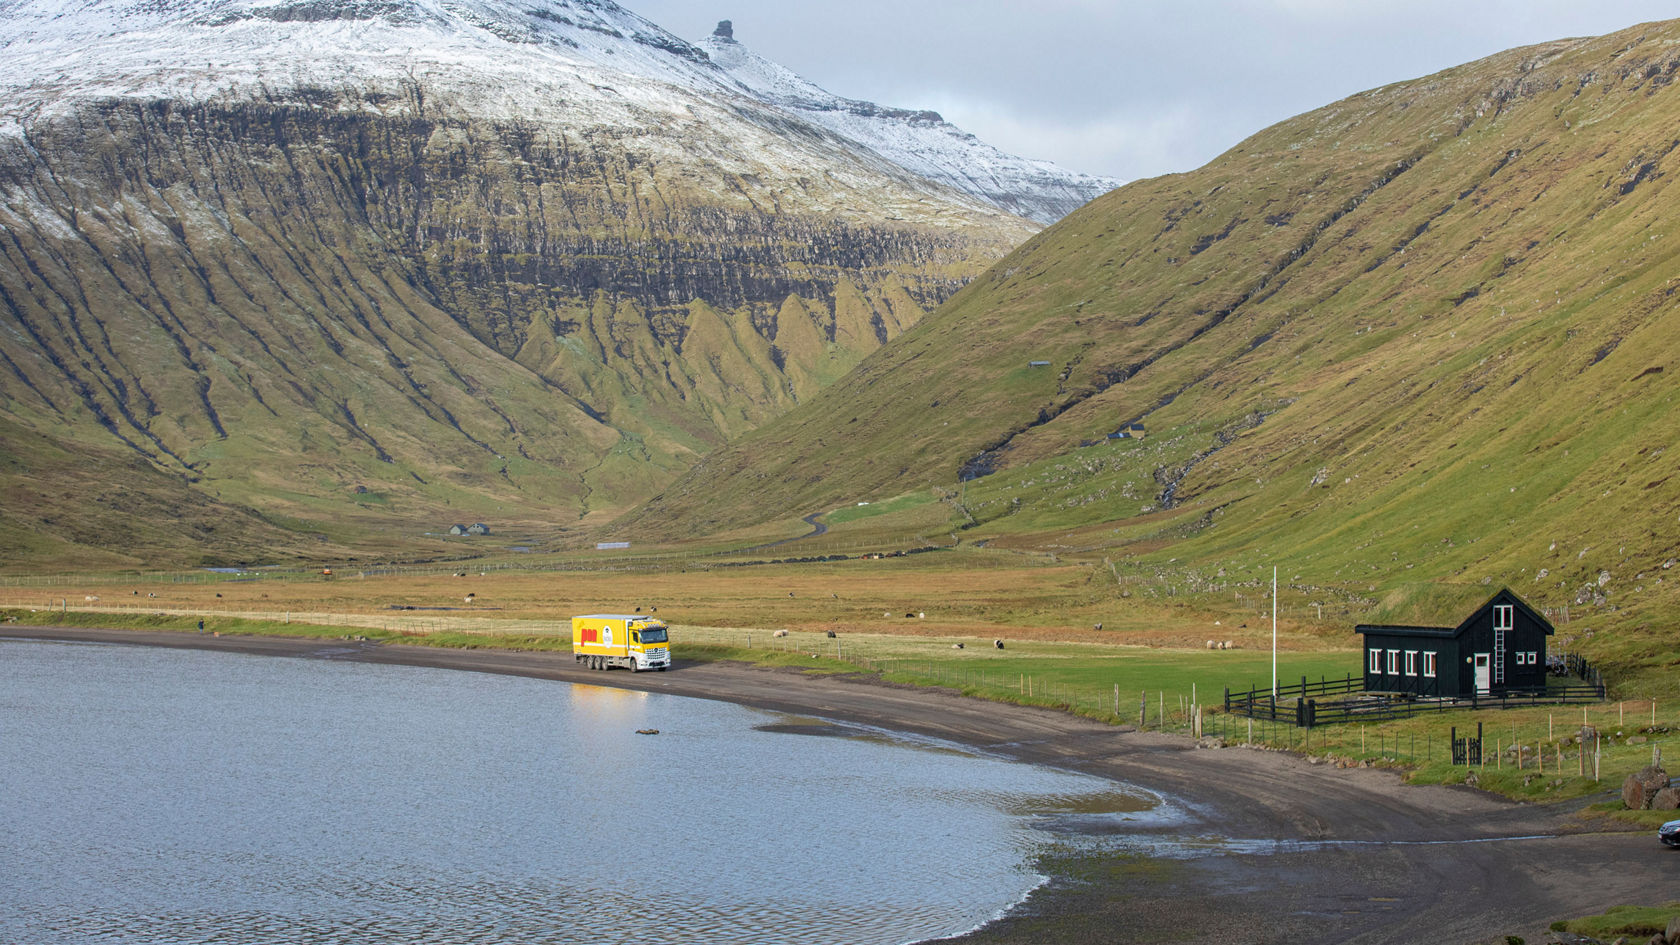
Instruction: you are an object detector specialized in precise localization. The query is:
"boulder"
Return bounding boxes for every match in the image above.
[1666,915,1680,945]
[1651,787,1680,811]
[1621,764,1669,810]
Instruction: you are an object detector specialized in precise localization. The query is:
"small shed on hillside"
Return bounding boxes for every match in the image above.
[447,524,468,536]
[1356,589,1554,697]
[1108,422,1146,440]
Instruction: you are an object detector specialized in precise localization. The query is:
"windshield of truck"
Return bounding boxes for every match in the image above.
[638,627,669,644]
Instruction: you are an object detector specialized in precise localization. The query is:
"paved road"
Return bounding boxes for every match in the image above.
[6,626,1671,944]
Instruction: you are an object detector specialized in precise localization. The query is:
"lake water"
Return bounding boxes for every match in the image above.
[0,639,1145,945]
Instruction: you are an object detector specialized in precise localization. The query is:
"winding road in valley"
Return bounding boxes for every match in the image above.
[6,626,1669,945]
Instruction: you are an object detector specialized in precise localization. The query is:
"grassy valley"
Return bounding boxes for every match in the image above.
[4,14,1678,693]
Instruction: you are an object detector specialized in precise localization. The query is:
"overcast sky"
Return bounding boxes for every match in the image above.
[631,1,1678,182]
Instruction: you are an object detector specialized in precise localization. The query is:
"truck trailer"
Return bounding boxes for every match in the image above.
[572,614,671,672]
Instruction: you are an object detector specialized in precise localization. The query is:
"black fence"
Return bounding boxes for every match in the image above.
[1223,674,1362,724]
[1225,672,1606,729]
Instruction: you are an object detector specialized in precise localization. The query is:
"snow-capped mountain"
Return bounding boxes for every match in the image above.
[0,0,1080,559]
[0,0,1113,224]
[701,19,1119,224]
[0,0,956,221]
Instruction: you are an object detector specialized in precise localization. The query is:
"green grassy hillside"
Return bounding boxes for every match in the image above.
[622,22,1680,683]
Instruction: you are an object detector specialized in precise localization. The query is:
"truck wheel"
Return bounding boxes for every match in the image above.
[629,661,639,673]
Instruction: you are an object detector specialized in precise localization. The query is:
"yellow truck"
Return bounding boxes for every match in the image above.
[571,614,672,672]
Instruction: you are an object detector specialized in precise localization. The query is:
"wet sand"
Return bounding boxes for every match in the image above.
[5,626,1668,945]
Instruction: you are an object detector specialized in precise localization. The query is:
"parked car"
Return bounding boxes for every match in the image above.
[1660,819,1680,848]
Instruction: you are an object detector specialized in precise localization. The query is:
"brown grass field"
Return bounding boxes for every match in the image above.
[0,553,1345,653]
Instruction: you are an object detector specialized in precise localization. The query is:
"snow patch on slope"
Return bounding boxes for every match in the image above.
[0,1,1115,223]
[700,21,1119,224]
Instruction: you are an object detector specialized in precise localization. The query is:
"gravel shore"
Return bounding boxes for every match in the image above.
[5,626,1668,945]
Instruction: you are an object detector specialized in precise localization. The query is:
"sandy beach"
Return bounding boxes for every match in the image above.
[5,626,1668,944]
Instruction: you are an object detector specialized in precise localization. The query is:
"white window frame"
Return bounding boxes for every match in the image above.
[1370,648,1382,674]
[1423,652,1438,678]
[1494,604,1514,631]
[1405,650,1418,677]
[1386,649,1399,675]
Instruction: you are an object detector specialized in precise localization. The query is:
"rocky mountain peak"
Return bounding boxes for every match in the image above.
[712,19,734,41]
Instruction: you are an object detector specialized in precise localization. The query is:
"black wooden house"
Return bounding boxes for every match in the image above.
[1355,589,1554,697]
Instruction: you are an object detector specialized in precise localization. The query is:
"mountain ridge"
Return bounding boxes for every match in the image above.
[0,0,1119,565]
[698,19,1119,224]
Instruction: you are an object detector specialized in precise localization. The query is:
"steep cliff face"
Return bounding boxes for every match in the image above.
[0,0,1039,562]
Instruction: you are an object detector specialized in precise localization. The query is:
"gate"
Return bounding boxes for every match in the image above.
[1451,723,1483,766]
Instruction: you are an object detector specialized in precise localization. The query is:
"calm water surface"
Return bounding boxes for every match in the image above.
[0,639,1149,944]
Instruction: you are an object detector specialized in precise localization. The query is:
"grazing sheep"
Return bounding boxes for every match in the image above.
[1207,640,1216,649]
[773,629,789,638]
[1094,622,1103,631]
[826,630,837,638]
[953,643,965,649]
[994,639,1005,649]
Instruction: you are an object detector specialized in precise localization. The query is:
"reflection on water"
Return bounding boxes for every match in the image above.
[0,639,1149,945]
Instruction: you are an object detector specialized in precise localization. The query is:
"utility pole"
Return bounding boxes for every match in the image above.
[1271,566,1278,700]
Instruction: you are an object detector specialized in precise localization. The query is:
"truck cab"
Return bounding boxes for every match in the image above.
[628,624,670,669]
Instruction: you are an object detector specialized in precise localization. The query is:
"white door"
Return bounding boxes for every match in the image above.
[1473,654,1491,694]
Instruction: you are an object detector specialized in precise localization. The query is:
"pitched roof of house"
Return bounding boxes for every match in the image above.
[1355,588,1554,638]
